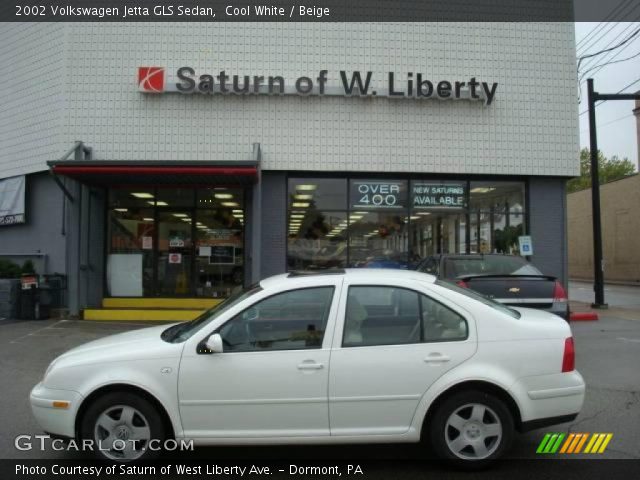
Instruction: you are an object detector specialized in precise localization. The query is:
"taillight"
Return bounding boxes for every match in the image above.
[456,280,469,288]
[553,281,568,302]
[562,337,575,372]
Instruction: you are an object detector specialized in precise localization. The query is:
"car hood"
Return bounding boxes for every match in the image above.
[53,323,183,368]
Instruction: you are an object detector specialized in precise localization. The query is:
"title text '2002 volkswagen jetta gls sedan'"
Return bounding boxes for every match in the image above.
[31,269,584,466]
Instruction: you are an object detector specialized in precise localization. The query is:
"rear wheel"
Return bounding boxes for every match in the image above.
[429,390,514,467]
[80,392,165,461]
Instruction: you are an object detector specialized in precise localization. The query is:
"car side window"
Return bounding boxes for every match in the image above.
[216,287,334,352]
[421,294,468,342]
[343,286,421,347]
[342,286,468,347]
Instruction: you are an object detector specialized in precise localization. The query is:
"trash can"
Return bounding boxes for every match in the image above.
[18,274,52,320]
[19,284,37,320]
[37,283,52,320]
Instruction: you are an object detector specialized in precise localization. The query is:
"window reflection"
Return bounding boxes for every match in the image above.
[288,178,347,211]
[348,212,409,268]
[286,178,527,270]
[288,211,347,270]
[470,181,526,254]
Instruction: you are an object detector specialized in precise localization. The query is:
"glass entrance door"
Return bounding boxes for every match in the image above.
[107,187,246,298]
[156,210,193,296]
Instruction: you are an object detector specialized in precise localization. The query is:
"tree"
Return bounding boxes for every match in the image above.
[567,148,636,193]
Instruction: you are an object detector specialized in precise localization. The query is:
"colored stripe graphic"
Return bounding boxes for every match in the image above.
[537,433,565,453]
[597,434,613,453]
[574,433,589,453]
[536,433,552,453]
[567,433,583,453]
[584,434,598,453]
[559,433,574,453]
[538,433,613,454]
[550,433,565,453]
[585,433,613,454]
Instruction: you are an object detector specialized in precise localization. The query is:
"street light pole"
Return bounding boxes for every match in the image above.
[585,79,640,308]
[586,79,606,308]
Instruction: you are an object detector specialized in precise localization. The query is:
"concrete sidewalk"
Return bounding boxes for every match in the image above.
[569,281,640,321]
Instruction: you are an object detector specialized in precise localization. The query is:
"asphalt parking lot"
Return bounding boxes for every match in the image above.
[0,298,638,462]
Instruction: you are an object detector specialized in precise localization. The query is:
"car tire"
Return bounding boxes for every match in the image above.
[80,392,165,462]
[429,390,514,468]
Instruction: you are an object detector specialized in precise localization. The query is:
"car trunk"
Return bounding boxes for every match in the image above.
[460,275,557,308]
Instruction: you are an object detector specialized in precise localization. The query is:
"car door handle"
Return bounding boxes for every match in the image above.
[297,361,324,370]
[424,354,451,364]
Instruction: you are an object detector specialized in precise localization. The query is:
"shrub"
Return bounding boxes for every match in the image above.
[0,259,22,278]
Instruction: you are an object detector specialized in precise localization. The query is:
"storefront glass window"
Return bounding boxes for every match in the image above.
[348,179,409,267]
[286,178,527,271]
[288,178,347,210]
[409,181,467,259]
[469,181,526,254]
[195,207,244,298]
[288,211,347,270]
[108,188,156,208]
[156,188,196,207]
[107,207,155,296]
[107,187,245,298]
[348,211,409,267]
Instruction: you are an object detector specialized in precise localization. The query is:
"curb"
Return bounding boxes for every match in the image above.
[570,312,599,321]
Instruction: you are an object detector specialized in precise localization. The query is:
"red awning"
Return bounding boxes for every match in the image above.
[48,161,259,187]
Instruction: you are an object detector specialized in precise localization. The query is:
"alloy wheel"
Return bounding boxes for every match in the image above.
[444,403,503,460]
[94,404,151,461]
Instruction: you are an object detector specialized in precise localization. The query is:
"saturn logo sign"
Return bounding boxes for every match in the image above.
[138,67,165,93]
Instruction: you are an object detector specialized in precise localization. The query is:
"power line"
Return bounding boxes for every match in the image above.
[577,26,640,71]
[580,47,640,82]
[579,77,640,116]
[578,22,629,59]
[576,0,636,52]
[580,113,634,133]
[579,21,639,72]
[577,2,640,59]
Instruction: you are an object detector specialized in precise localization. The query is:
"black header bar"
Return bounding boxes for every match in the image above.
[1,0,639,22]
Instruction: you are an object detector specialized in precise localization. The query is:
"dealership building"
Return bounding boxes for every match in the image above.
[0,22,578,319]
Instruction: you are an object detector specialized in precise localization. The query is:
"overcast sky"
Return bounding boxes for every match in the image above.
[575,22,640,169]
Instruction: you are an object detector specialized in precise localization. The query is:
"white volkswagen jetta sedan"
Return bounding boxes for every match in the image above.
[31,269,584,466]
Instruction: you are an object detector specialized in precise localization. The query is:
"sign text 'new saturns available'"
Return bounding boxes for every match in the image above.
[138,67,498,105]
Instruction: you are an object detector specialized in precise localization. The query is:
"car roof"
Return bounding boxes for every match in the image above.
[260,268,436,289]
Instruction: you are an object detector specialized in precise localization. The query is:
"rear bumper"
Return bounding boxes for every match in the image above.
[520,413,579,432]
[511,371,585,425]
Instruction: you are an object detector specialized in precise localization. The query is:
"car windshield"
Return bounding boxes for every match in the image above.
[435,280,521,319]
[161,285,263,343]
[445,255,542,278]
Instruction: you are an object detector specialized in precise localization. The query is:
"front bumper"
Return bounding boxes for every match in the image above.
[30,383,83,439]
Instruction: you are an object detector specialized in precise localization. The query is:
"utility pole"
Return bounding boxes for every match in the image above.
[586,79,640,308]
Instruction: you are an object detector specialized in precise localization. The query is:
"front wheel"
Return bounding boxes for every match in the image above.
[80,392,165,461]
[429,390,514,467]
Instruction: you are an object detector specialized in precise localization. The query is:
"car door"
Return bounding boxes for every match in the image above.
[178,282,340,439]
[328,278,477,436]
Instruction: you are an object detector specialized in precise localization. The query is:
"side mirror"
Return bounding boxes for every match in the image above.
[204,333,224,354]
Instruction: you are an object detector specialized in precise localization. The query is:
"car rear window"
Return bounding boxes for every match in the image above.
[435,280,521,319]
[445,256,542,277]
